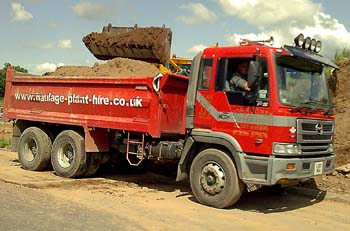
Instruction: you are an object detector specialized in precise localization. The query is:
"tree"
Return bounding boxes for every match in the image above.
[0,63,28,97]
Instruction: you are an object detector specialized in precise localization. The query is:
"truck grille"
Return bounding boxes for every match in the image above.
[297,119,334,155]
[302,134,332,140]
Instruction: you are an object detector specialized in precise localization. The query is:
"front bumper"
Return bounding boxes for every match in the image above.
[238,153,335,185]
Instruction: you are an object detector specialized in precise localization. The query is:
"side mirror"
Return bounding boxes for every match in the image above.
[247,61,260,88]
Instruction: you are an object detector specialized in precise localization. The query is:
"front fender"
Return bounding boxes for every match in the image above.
[176,129,243,181]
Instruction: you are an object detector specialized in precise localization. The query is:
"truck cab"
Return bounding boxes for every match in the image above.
[181,35,336,207]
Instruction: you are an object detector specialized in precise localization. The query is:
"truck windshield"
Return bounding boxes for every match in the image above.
[275,55,331,110]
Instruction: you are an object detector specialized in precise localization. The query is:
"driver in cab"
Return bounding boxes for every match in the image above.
[226,61,251,91]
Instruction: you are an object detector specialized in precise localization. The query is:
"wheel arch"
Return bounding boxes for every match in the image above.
[176,129,243,181]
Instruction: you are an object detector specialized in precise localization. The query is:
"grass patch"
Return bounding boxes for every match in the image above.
[0,140,10,148]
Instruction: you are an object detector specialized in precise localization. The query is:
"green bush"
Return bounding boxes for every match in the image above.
[334,48,350,63]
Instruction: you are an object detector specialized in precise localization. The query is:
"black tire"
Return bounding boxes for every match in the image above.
[51,130,87,178]
[190,148,244,208]
[84,153,102,177]
[18,127,52,171]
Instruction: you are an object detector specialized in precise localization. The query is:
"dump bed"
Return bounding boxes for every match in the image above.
[3,67,188,138]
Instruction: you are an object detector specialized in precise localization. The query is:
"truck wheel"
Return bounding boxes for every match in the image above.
[18,127,52,171]
[51,130,87,178]
[84,153,101,177]
[190,148,244,208]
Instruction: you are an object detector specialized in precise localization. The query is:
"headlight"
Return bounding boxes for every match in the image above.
[273,143,301,155]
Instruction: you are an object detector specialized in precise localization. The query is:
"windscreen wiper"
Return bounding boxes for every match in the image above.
[304,100,334,115]
[289,100,318,113]
[322,105,334,115]
[323,109,333,115]
[289,106,316,113]
[290,100,331,115]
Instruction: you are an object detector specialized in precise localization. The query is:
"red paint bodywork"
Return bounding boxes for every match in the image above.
[3,67,188,140]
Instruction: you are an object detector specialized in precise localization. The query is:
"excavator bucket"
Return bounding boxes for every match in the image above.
[83,23,172,64]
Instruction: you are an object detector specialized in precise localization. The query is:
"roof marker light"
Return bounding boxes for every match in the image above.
[294,33,322,53]
[294,34,304,47]
[310,39,316,51]
[303,37,311,49]
[315,40,322,53]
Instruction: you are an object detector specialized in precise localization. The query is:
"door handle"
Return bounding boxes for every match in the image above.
[219,112,230,119]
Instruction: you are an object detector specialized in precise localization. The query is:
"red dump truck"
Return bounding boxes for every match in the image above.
[3,34,337,208]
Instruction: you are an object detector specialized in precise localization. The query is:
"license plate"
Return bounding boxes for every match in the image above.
[314,162,323,175]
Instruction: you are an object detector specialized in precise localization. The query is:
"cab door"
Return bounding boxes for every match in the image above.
[211,56,272,155]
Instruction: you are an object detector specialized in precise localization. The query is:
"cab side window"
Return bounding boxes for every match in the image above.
[198,58,213,90]
[215,58,251,92]
[215,57,269,106]
[256,58,269,101]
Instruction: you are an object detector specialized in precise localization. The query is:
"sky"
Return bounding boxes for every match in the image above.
[0,0,349,74]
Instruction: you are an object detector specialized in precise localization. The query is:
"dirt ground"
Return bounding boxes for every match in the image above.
[0,150,350,231]
[0,122,12,143]
[44,57,160,77]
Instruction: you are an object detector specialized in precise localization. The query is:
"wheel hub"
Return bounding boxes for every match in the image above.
[23,139,37,162]
[57,142,74,168]
[200,162,226,195]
